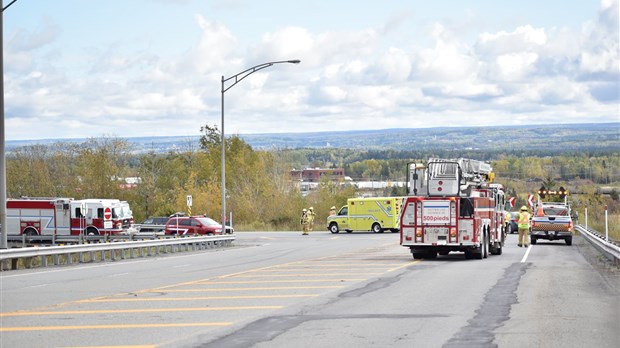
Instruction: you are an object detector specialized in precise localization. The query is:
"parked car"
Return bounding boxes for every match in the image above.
[506,212,520,234]
[137,216,170,234]
[165,216,234,236]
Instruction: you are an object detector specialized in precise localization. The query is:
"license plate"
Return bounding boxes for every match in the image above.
[426,227,448,235]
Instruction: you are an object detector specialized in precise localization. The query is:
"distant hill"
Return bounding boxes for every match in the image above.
[6,122,619,154]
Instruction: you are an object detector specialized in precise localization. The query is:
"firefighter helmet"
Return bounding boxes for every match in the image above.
[520,206,528,211]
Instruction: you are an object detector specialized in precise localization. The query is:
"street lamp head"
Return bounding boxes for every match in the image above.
[288,59,301,64]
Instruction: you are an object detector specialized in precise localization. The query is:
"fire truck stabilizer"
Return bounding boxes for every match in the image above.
[400,158,506,260]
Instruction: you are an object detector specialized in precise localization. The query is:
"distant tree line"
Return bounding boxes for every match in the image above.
[5,128,618,231]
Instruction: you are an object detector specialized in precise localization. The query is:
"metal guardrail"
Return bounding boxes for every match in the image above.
[0,234,235,271]
[575,225,620,265]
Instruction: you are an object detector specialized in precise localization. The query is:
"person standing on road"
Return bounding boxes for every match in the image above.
[517,205,531,247]
[307,207,316,232]
[329,206,337,216]
[300,209,309,235]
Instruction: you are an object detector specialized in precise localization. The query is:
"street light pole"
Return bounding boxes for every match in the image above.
[0,1,20,251]
[220,59,300,234]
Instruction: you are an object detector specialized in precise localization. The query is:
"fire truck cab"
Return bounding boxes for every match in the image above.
[400,158,506,260]
[72,198,128,235]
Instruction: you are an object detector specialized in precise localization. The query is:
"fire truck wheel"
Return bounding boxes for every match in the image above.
[86,227,99,236]
[491,242,503,255]
[329,223,340,234]
[23,228,38,236]
[371,223,383,233]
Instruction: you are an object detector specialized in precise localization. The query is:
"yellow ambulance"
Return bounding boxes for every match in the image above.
[327,197,405,233]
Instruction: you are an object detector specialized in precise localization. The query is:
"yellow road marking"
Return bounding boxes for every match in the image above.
[149,286,345,292]
[255,268,394,271]
[386,260,422,272]
[77,294,320,303]
[1,306,284,317]
[230,273,383,277]
[195,279,366,284]
[0,322,232,332]
[63,346,155,348]
[272,264,403,268]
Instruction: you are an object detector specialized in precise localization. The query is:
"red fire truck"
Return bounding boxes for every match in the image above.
[400,158,506,260]
[6,197,128,236]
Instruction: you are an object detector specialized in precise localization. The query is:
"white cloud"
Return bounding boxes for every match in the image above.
[3,0,619,140]
[477,25,547,56]
[493,52,539,81]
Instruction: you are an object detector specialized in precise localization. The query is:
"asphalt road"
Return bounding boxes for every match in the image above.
[0,231,618,348]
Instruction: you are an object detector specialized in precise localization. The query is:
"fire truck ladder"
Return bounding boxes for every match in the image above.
[427,158,493,195]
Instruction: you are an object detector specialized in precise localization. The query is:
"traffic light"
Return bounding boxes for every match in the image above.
[538,185,546,199]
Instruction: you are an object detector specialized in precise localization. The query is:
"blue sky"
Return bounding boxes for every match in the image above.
[3,0,619,140]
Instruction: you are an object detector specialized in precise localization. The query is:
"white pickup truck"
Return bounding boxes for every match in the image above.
[530,202,574,245]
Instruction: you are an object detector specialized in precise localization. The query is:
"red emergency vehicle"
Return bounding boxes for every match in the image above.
[400,158,506,260]
[6,197,128,236]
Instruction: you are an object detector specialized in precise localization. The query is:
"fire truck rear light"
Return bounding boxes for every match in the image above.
[463,235,469,241]
[450,228,457,237]
[405,236,412,241]
[437,187,442,192]
[415,228,422,237]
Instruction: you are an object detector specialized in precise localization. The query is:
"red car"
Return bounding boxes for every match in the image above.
[164,216,234,236]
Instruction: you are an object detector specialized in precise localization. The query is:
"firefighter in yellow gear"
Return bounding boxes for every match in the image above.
[301,209,309,235]
[517,206,531,247]
[307,207,316,232]
[329,206,337,216]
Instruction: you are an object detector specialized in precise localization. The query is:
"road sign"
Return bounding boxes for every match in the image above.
[527,194,534,207]
[104,206,112,220]
[187,195,193,207]
[508,197,516,207]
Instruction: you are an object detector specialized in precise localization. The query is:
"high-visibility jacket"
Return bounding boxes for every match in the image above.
[518,211,531,228]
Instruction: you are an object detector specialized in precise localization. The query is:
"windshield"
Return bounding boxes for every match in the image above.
[543,206,569,216]
[197,217,220,226]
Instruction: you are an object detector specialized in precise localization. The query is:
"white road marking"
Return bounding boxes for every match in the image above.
[521,245,533,263]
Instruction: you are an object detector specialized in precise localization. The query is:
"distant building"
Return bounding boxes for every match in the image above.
[290,168,345,183]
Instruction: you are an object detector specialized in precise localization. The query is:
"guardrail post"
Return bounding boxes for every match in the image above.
[605,205,608,242]
[41,255,47,267]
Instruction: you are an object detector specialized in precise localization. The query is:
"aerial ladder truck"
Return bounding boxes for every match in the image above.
[399,158,506,259]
